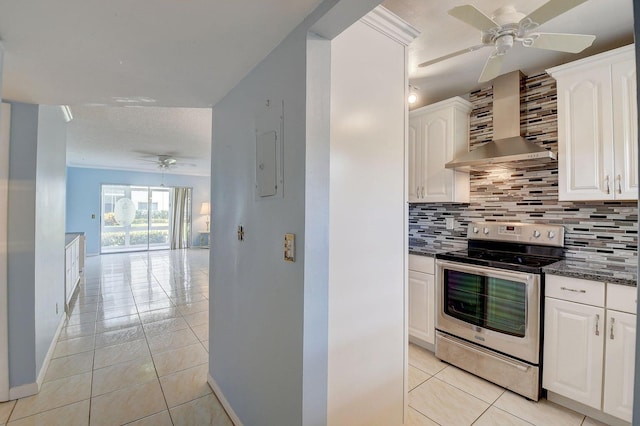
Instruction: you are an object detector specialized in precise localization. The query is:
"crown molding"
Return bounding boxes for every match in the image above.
[360,5,420,46]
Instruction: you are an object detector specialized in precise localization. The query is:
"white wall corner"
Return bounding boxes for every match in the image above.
[207,374,244,426]
[360,5,420,46]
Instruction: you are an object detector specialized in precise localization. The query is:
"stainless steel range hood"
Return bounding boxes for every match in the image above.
[445,71,556,170]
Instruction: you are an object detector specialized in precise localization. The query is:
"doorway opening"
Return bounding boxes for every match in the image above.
[100,184,192,253]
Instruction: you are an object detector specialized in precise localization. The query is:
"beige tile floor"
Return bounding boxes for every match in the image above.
[0,249,233,426]
[0,248,616,426]
[408,343,610,426]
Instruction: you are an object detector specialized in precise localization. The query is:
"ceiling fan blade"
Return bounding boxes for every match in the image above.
[418,44,487,68]
[478,54,505,83]
[449,5,498,31]
[520,0,588,28]
[525,33,595,53]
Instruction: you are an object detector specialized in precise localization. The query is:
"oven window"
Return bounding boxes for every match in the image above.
[444,270,526,337]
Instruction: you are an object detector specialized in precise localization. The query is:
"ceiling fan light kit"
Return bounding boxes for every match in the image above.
[418,0,595,83]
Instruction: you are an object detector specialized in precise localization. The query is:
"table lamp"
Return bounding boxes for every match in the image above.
[200,202,210,232]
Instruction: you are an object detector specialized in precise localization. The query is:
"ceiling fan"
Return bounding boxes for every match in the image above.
[138,153,197,170]
[418,0,596,83]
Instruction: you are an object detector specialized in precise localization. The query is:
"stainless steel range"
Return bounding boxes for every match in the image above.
[435,221,565,401]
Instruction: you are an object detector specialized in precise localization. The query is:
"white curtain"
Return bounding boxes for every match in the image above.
[170,187,191,249]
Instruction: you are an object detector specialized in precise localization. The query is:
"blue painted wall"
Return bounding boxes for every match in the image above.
[7,104,67,388]
[66,167,210,255]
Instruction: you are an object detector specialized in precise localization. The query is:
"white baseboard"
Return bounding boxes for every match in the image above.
[9,382,38,400]
[36,311,66,389]
[207,373,243,426]
[8,311,65,400]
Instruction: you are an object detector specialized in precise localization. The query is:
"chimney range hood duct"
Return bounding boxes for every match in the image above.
[445,71,556,170]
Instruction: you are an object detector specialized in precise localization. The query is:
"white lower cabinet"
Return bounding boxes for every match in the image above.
[65,236,81,310]
[543,297,604,408]
[543,275,636,423]
[603,309,636,422]
[408,255,435,345]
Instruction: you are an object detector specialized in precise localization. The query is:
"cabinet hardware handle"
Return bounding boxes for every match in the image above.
[617,174,622,194]
[610,317,615,340]
[560,286,586,293]
[421,186,425,198]
[595,314,600,336]
[605,175,610,194]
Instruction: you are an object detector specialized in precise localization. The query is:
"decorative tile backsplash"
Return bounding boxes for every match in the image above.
[409,73,638,265]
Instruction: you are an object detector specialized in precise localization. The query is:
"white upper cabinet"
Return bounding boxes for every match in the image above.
[548,45,637,201]
[408,97,471,203]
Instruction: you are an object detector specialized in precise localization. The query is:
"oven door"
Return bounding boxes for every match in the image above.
[436,260,540,364]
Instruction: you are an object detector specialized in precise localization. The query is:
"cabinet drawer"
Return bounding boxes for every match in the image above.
[409,254,435,274]
[607,284,637,314]
[546,275,605,307]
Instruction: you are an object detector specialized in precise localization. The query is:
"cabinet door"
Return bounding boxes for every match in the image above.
[421,111,453,202]
[408,270,434,344]
[543,297,604,408]
[71,240,79,284]
[603,310,636,422]
[65,246,73,303]
[408,118,421,202]
[557,66,615,201]
[612,58,638,200]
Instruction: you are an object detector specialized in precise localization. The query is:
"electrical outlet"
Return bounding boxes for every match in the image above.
[284,233,295,262]
[445,217,455,230]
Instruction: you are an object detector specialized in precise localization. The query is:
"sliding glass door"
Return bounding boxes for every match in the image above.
[101,185,174,253]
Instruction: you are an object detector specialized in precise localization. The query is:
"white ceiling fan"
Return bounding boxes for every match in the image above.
[137,153,197,170]
[418,0,596,82]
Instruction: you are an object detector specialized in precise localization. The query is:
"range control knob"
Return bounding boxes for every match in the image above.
[472,227,479,234]
[548,231,555,239]
[533,230,541,239]
[483,227,490,235]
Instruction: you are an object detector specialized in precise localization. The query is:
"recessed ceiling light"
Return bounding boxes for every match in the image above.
[408,85,419,104]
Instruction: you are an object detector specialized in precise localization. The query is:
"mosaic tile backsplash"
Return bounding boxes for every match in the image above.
[409,73,638,265]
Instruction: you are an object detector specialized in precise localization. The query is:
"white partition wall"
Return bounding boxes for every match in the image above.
[209,2,416,424]
[327,9,417,425]
[0,72,10,402]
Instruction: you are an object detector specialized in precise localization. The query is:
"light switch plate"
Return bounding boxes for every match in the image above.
[284,233,294,262]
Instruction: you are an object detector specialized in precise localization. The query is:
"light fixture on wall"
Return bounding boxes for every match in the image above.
[200,202,210,232]
[408,86,419,105]
[60,105,73,122]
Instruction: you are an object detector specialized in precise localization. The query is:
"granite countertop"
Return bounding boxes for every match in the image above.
[543,259,637,287]
[409,242,466,258]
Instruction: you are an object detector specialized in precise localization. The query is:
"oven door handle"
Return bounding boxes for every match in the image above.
[436,259,536,283]
[439,333,530,372]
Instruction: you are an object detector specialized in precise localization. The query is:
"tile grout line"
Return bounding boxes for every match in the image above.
[137,262,175,426]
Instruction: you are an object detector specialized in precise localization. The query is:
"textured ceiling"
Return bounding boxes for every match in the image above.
[2,1,634,174]
[66,107,212,176]
[0,0,325,175]
[0,0,325,108]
